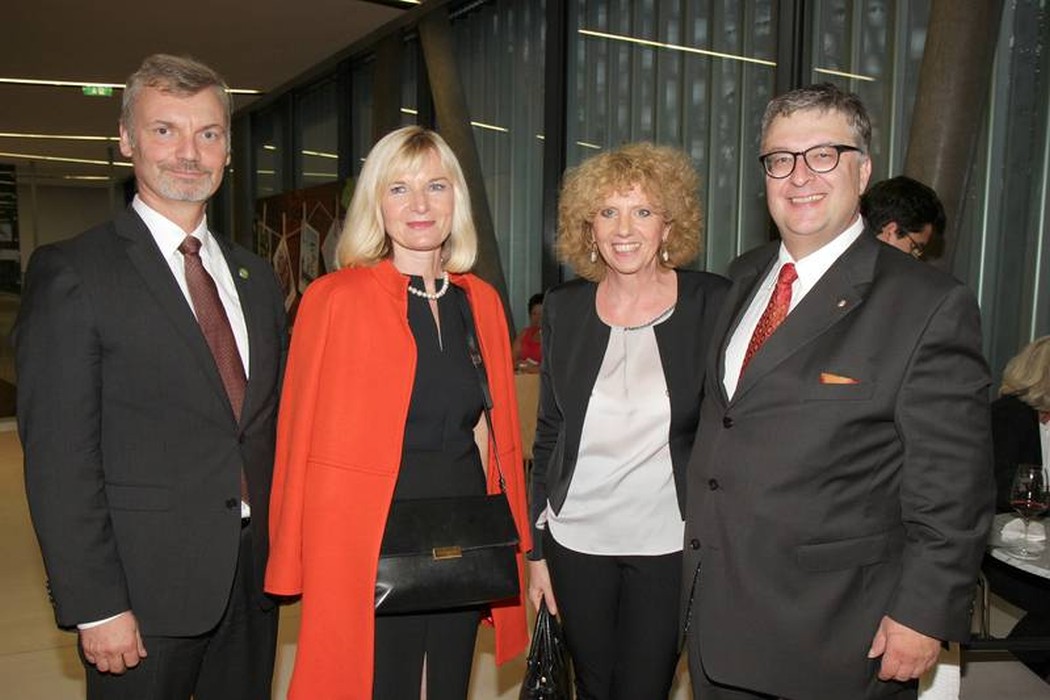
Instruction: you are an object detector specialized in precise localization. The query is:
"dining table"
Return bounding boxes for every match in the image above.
[970,512,1050,651]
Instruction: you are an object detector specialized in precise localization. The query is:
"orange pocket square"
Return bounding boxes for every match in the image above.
[820,372,860,385]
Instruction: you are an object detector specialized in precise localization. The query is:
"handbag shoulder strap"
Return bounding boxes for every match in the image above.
[455,288,508,493]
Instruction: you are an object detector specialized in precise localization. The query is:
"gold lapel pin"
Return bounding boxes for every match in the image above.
[239,268,250,279]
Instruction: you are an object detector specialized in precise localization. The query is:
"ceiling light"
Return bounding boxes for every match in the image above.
[0,151,133,167]
[0,132,119,142]
[578,29,777,68]
[813,68,876,82]
[0,77,263,94]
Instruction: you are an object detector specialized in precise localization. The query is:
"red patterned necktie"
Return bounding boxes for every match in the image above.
[179,235,250,503]
[741,262,797,375]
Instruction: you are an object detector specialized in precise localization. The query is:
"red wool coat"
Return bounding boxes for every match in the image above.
[266,260,531,699]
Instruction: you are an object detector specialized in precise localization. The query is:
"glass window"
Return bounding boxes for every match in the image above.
[252,105,286,199]
[350,58,376,177]
[567,0,777,273]
[296,77,340,188]
[452,0,547,330]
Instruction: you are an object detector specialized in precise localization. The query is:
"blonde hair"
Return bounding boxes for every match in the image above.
[336,126,477,272]
[556,142,703,282]
[1000,336,1050,412]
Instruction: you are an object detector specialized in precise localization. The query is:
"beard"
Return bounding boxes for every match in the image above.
[151,160,220,202]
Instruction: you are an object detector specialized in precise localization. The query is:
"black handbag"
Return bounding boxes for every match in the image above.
[374,292,521,614]
[519,601,573,699]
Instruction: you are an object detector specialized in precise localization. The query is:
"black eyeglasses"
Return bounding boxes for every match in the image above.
[902,231,927,260]
[759,144,864,179]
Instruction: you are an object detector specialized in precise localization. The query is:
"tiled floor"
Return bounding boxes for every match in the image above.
[1,419,1047,699]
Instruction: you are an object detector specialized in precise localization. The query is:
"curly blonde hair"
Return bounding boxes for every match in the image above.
[1000,336,1050,412]
[556,142,703,281]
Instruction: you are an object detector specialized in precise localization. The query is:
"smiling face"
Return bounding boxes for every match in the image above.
[119,86,229,229]
[380,149,455,269]
[762,108,871,259]
[590,184,669,279]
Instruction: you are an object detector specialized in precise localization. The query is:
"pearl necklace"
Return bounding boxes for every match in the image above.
[406,271,450,300]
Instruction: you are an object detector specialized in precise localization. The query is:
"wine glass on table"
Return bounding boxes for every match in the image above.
[1009,463,1048,560]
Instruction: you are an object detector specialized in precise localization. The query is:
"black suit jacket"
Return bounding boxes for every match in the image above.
[992,393,1042,511]
[16,209,288,636]
[682,234,993,699]
[528,269,729,558]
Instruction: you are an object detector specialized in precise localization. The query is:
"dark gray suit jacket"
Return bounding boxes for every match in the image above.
[682,233,994,699]
[16,209,288,636]
[529,269,729,559]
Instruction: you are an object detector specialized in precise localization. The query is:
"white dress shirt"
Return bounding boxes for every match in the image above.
[132,196,250,374]
[722,215,866,399]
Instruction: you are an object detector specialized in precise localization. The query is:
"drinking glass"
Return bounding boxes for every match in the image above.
[1009,463,1048,560]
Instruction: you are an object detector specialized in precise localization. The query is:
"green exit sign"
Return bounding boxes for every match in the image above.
[82,85,114,97]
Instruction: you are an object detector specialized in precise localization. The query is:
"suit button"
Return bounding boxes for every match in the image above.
[689,538,700,550]
[225,498,238,509]
[722,416,734,428]
[708,479,719,491]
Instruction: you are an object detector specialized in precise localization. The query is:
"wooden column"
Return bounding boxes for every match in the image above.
[904,0,1004,267]
[418,7,513,329]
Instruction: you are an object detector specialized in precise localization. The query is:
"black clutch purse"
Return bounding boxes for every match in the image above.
[374,493,520,613]
[519,601,573,699]
[374,291,521,614]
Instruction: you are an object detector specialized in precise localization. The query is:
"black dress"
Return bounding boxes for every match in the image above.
[373,280,487,700]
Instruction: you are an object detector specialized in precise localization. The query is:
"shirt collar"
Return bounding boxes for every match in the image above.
[777,214,865,292]
[132,195,211,258]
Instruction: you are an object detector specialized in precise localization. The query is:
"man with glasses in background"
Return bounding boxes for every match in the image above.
[682,83,993,699]
[861,175,947,261]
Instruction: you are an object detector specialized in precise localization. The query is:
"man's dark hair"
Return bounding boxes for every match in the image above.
[860,175,947,255]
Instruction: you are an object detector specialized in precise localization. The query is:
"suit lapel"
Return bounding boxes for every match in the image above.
[732,234,878,403]
[116,210,238,425]
[709,246,776,406]
[561,283,609,421]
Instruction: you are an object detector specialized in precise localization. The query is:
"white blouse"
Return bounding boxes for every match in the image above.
[546,307,682,556]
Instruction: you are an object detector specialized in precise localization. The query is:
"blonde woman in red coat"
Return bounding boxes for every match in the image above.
[266,126,530,699]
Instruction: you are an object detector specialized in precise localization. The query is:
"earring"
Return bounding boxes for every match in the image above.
[589,241,598,264]
[661,243,670,263]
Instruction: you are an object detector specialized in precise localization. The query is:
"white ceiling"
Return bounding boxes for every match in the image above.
[1,0,407,185]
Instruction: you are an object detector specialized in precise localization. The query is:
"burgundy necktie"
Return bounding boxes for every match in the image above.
[179,235,249,503]
[741,262,797,375]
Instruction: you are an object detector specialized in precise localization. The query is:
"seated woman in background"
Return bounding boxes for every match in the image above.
[512,292,544,372]
[985,335,1050,679]
[992,335,1050,511]
[527,142,728,699]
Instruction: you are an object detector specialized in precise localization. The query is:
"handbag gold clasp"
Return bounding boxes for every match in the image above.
[432,546,463,560]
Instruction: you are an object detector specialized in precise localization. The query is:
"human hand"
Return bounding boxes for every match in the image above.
[526,558,558,615]
[79,611,147,674]
[867,615,941,681]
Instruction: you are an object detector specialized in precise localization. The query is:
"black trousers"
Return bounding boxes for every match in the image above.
[83,523,278,700]
[544,530,682,700]
[373,607,482,700]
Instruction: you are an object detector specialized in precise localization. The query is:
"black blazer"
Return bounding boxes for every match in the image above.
[992,393,1042,511]
[16,209,288,635]
[528,269,729,559]
[683,234,993,698]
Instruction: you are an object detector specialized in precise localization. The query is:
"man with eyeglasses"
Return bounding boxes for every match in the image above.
[861,175,947,261]
[682,83,993,699]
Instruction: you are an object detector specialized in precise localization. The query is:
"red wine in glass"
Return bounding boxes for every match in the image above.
[1009,464,1048,560]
